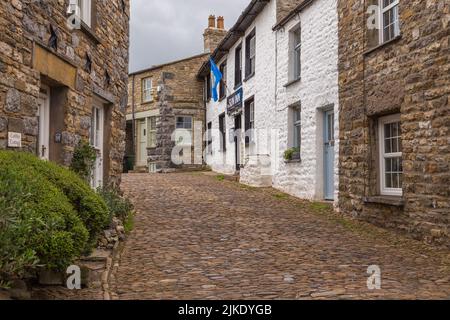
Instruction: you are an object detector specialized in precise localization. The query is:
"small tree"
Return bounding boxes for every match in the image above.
[70,140,97,183]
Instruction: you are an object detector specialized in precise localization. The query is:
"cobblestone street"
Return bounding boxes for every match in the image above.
[30,172,450,300]
[105,173,449,300]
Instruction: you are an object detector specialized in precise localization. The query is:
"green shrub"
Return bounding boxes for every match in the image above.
[70,140,97,183]
[0,151,109,249]
[0,155,89,281]
[97,185,134,224]
[283,147,300,161]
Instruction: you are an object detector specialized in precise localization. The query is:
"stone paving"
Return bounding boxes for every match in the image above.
[107,173,449,300]
[31,172,450,300]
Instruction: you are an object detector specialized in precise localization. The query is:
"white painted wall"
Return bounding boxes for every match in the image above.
[206,0,339,203]
[272,0,339,203]
[205,0,277,177]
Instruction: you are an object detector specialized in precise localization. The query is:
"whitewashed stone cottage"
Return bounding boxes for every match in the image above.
[199,0,339,203]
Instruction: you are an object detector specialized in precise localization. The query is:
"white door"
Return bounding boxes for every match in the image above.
[138,119,147,166]
[91,104,104,188]
[37,86,50,160]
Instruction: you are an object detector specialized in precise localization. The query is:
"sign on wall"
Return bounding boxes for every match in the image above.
[227,87,243,115]
[8,132,22,148]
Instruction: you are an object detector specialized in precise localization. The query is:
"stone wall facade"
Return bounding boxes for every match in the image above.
[338,0,449,247]
[127,53,208,171]
[0,0,130,185]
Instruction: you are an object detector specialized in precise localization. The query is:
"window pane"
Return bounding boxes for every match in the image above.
[250,37,256,57]
[294,125,301,149]
[385,173,393,188]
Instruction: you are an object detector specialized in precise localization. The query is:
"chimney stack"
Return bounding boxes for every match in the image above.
[217,16,224,30]
[203,15,228,53]
[208,15,216,28]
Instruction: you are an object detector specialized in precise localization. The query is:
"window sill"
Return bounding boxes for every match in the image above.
[363,35,402,56]
[363,195,405,207]
[234,83,242,91]
[244,73,255,82]
[284,159,301,164]
[219,95,227,102]
[79,22,101,45]
[284,78,301,88]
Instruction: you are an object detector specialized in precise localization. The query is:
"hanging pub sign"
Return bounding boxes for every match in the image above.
[227,87,243,115]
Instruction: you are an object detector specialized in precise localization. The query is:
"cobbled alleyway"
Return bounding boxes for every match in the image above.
[34,172,450,299]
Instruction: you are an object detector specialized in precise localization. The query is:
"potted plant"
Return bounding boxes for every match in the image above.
[284,147,300,161]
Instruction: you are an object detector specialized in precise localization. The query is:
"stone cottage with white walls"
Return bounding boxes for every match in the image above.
[199,0,339,203]
[272,0,339,202]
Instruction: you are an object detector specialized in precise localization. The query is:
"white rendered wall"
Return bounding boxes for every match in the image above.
[205,0,277,178]
[272,0,339,203]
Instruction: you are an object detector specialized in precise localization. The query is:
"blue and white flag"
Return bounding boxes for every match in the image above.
[210,57,222,102]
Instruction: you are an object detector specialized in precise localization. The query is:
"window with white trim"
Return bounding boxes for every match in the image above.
[380,0,400,43]
[90,106,101,149]
[142,78,153,103]
[175,116,193,145]
[379,114,403,196]
[292,107,301,149]
[147,116,157,148]
[289,26,301,81]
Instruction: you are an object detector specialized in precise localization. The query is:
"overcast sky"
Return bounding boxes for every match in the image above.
[129,0,249,73]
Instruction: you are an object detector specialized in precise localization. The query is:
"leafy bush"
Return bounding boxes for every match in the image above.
[97,185,134,224]
[0,154,90,281]
[0,151,110,249]
[0,151,110,283]
[283,147,300,161]
[70,140,97,183]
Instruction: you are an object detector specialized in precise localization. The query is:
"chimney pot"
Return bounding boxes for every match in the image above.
[208,15,216,28]
[217,16,224,30]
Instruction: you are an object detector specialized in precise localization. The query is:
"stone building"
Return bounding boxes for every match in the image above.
[200,0,339,202]
[0,0,130,187]
[338,0,449,246]
[125,16,226,172]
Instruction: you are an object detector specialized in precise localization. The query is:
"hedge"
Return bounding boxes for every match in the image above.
[0,151,109,281]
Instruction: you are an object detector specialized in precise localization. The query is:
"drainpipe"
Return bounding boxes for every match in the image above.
[131,74,136,168]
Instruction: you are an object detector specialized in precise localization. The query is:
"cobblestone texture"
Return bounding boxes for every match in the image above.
[109,173,450,300]
[32,172,450,300]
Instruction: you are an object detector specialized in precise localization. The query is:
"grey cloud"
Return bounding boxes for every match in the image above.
[130,0,249,73]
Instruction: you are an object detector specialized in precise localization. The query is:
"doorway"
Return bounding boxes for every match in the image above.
[137,119,148,167]
[37,86,50,160]
[324,110,335,200]
[91,104,104,189]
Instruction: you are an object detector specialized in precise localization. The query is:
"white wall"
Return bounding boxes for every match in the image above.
[206,0,339,203]
[205,0,277,177]
[272,0,339,202]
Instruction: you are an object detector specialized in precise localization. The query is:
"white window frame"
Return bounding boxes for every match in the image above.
[78,0,92,28]
[90,105,102,149]
[290,26,301,81]
[147,116,157,148]
[379,0,400,44]
[293,107,301,149]
[379,114,403,196]
[175,116,193,146]
[142,77,153,103]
